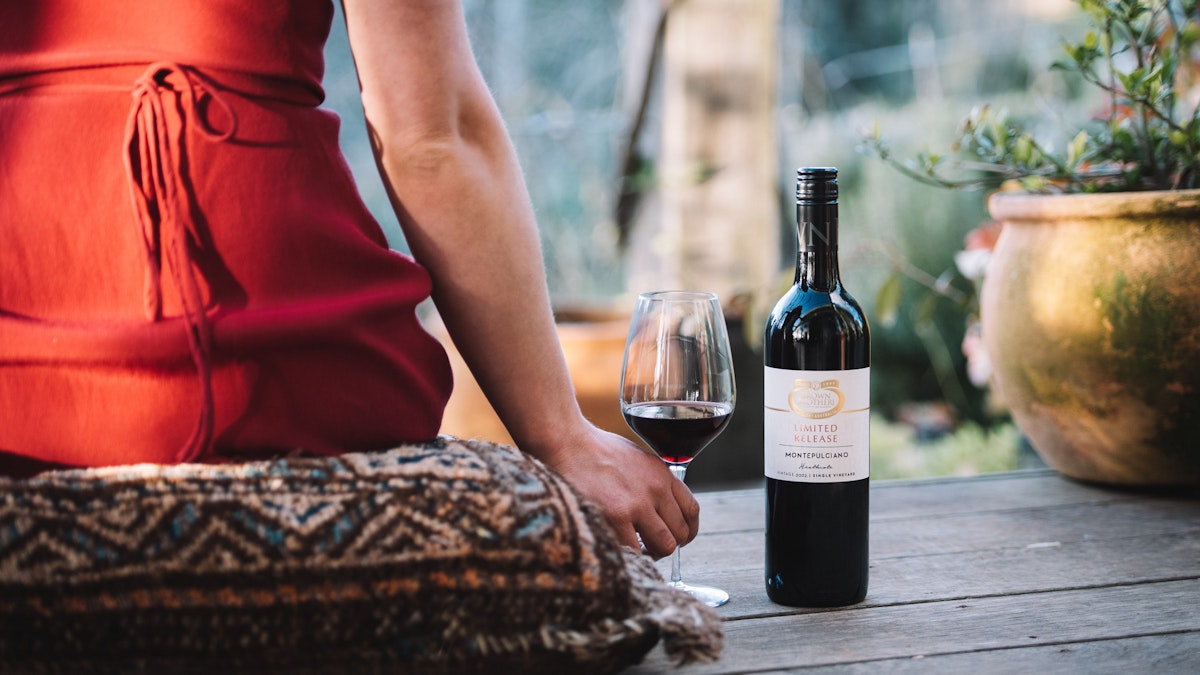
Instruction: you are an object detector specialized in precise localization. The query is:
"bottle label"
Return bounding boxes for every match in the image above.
[764,366,870,483]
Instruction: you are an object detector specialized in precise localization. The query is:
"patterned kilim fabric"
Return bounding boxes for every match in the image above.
[0,437,722,673]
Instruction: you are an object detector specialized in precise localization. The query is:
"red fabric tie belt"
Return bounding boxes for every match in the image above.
[121,62,241,462]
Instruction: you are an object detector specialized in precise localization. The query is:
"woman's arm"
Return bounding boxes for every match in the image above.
[339,0,698,558]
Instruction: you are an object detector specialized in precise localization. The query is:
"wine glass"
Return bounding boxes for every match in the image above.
[620,290,736,607]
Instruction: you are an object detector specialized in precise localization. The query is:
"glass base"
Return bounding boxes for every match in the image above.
[671,581,729,608]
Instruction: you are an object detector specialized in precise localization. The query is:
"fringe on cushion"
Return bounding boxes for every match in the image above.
[523,547,724,667]
[621,547,724,665]
[527,548,723,672]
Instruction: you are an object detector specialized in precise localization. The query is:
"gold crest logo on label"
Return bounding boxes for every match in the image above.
[787,379,844,419]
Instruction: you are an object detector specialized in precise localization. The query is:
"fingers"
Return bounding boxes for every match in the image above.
[636,472,701,559]
[613,522,644,553]
[654,480,695,548]
[672,476,701,545]
[636,515,678,560]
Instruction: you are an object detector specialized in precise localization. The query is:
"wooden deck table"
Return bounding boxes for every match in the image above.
[629,469,1200,673]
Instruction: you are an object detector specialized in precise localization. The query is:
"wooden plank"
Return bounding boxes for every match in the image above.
[624,579,1200,673]
[666,521,1200,621]
[661,486,1200,620]
[690,471,1154,535]
[753,633,1200,673]
[871,498,1200,557]
[687,494,1200,568]
[870,471,1139,519]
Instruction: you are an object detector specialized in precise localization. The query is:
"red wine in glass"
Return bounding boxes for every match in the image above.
[622,401,733,465]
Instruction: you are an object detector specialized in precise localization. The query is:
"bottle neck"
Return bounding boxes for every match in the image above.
[796,202,840,291]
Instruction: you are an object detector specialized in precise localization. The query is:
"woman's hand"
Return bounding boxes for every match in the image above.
[529,424,700,560]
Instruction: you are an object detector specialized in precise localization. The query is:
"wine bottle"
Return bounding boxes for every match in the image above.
[763,167,870,607]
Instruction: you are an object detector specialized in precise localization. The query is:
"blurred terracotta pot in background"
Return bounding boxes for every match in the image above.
[982,189,1200,487]
[433,307,636,448]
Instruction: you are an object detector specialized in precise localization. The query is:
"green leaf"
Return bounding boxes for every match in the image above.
[875,273,903,329]
[1014,134,1034,165]
[1068,131,1089,166]
[915,294,940,326]
[1018,175,1051,192]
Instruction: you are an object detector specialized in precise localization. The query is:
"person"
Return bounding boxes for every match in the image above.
[0,0,698,560]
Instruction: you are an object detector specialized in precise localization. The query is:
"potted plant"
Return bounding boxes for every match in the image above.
[863,0,1200,487]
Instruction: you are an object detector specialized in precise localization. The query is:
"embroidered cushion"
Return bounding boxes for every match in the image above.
[0,437,721,673]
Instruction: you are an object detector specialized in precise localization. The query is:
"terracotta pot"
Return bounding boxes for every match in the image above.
[434,307,639,447]
[982,189,1200,487]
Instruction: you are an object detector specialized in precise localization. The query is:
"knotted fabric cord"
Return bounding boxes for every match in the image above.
[123,62,238,463]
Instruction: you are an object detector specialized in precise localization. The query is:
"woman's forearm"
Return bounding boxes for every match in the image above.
[378,125,588,462]
[340,0,699,557]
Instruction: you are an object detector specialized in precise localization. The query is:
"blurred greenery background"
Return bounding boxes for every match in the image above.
[321,0,1095,483]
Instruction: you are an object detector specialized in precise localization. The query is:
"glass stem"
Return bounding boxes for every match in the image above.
[668,463,688,586]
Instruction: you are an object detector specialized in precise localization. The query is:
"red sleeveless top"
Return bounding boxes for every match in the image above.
[0,0,453,472]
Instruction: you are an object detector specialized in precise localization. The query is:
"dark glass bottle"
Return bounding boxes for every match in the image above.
[763,167,870,607]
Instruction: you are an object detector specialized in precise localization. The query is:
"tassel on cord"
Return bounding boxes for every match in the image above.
[122,62,238,462]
